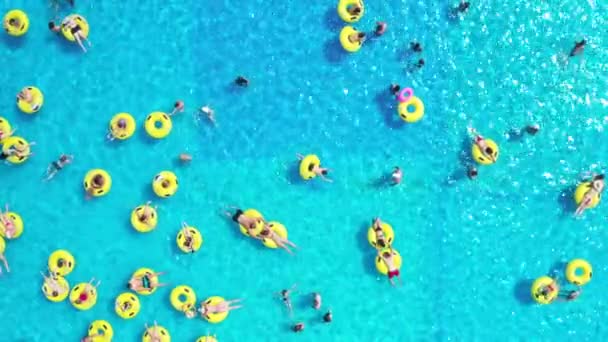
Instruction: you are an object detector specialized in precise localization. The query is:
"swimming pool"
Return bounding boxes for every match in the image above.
[1,0,608,340]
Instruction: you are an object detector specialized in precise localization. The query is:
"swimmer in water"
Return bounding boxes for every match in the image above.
[375,22,387,36]
[128,270,168,292]
[277,284,297,315]
[44,154,74,181]
[179,153,193,163]
[312,292,322,309]
[410,41,422,53]
[48,21,61,32]
[468,127,496,163]
[235,76,249,87]
[569,39,586,57]
[170,100,185,116]
[296,153,333,182]
[575,174,605,216]
[323,309,332,323]
[467,165,478,180]
[293,322,305,333]
[391,167,402,186]
[198,298,244,320]
[558,286,582,301]
[390,84,401,95]
[507,124,540,141]
[200,105,216,124]
[415,58,425,69]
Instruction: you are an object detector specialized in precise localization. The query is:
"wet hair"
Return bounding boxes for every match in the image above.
[525,125,539,135]
[323,312,332,322]
[127,283,132,289]
[595,174,605,180]
[390,84,401,94]
[353,7,362,14]
[467,167,478,180]
[321,170,328,176]
[382,251,391,258]
[235,76,249,86]
[485,148,493,154]
[358,32,366,39]
[162,180,170,187]
[48,22,56,30]
[59,155,68,162]
[417,59,425,67]
[293,323,304,332]
[93,174,105,186]
[118,119,127,128]
[9,18,16,25]
[411,42,422,52]
[281,290,288,296]
[378,240,386,248]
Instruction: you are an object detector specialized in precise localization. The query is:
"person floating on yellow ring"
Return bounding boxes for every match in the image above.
[16,87,42,113]
[2,139,35,162]
[224,206,265,236]
[143,321,167,342]
[534,277,582,303]
[575,173,605,216]
[72,278,101,307]
[134,201,157,230]
[255,222,298,255]
[40,270,69,299]
[371,217,390,249]
[48,16,91,53]
[468,127,497,164]
[128,270,168,293]
[197,297,244,320]
[178,222,199,253]
[297,153,332,182]
[377,248,401,286]
[0,204,18,239]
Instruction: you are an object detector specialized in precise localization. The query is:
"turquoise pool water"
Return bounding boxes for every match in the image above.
[2,0,608,340]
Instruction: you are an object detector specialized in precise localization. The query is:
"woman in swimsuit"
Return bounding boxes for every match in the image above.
[73,278,101,306]
[575,174,605,216]
[378,249,401,286]
[40,271,69,299]
[62,16,91,53]
[169,100,185,116]
[254,223,298,254]
[143,321,163,342]
[180,221,195,253]
[0,204,16,239]
[86,174,107,199]
[372,217,388,249]
[468,127,496,163]
[277,284,296,315]
[3,140,35,164]
[16,87,36,109]
[224,207,265,235]
[128,271,167,292]
[135,201,157,228]
[198,298,244,320]
[44,154,73,181]
[106,118,127,141]
[296,154,333,182]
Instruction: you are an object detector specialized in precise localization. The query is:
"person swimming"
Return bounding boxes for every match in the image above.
[468,127,496,163]
[410,42,422,53]
[293,322,305,333]
[467,165,478,180]
[235,76,249,87]
[507,124,540,141]
[569,39,586,57]
[44,154,73,181]
[375,22,387,36]
[312,292,322,309]
[200,105,216,124]
[170,100,185,116]
[224,207,265,234]
[323,310,332,323]
[390,84,401,95]
[391,167,402,186]
[278,284,297,315]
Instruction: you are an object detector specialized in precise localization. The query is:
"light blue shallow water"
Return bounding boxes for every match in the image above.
[2,0,608,341]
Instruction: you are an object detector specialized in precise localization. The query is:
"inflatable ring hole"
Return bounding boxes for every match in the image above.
[154,120,163,129]
[178,294,188,302]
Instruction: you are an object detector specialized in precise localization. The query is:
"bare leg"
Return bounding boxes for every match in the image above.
[75,36,87,52]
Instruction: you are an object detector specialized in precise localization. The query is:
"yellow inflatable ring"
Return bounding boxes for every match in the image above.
[130,205,158,233]
[131,267,159,296]
[142,326,171,342]
[238,209,265,237]
[16,86,43,114]
[48,249,75,276]
[0,211,24,239]
[565,259,592,286]
[145,112,172,139]
[471,139,499,165]
[531,276,558,304]
[152,171,178,197]
[115,292,141,319]
[88,320,114,341]
[375,248,402,275]
[83,169,112,197]
[196,337,218,342]
[573,182,601,208]
[41,275,70,303]
[109,113,136,140]
[0,117,12,142]
[367,222,394,249]
[337,0,364,23]
[339,26,363,53]
[61,14,89,41]
[261,222,288,249]
[0,236,4,254]
[299,154,321,180]
[202,296,229,324]
[176,226,203,253]
[397,96,425,123]
[69,282,98,311]
[3,10,29,37]
[2,136,31,164]
[170,285,197,312]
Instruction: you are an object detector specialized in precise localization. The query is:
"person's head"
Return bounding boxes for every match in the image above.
[323,311,332,322]
[93,174,105,186]
[485,147,493,155]
[382,251,391,258]
[48,22,56,30]
[390,84,400,94]
[595,174,605,181]
[353,6,362,14]
[127,283,133,289]
[117,118,127,129]
[418,59,425,66]
[8,18,17,26]
[281,289,288,297]
[293,323,304,332]
[59,155,69,162]
[378,240,386,248]
[358,32,366,39]
[525,124,539,135]
[321,169,328,176]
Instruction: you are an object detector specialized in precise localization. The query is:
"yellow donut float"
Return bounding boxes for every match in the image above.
[109,113,136,140]
[170,285,197,312]
[261,222,288,249]
[196,336,218,342]
[299,154,321,180]
[339,26,363,53]
[130,205,158,233]
[88,320,114,342]
[2,136,31,164]
[0,211,24,239]
[16,87,44,114]
[471,139,499,165]
[375,248,402,275]
[337,0,364,23]
[70,282,98,311]
[152,171,178,197]
[176,226,203,253]
[48,249,75,276]
[202,296,229,324]
[142,326,171,342]
[61,14,89,41]
[367,221,394,249]
[0,236,4,254]
[531,276,558,304]
[565,259,592,286]
[145,112,172,139]
[131,268,159,296]
[0,117,12,142]
[573,182,601,208]
[238,209,265,237]
[115,292,141,319]
[3,10,29,37]
[397,96,425,123]
[83,169,112,197]
[41,275,70,303]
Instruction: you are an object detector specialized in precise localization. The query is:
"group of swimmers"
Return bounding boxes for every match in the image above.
[278,284,333,333]
[226,207,298,254]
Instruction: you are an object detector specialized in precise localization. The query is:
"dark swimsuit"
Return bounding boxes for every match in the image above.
[52,161,62,171]
[70,25,81,35]
[231,209,244,223]
[142,275,151,289]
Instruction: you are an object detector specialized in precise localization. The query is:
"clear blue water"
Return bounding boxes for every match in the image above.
[2,0,608,341]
